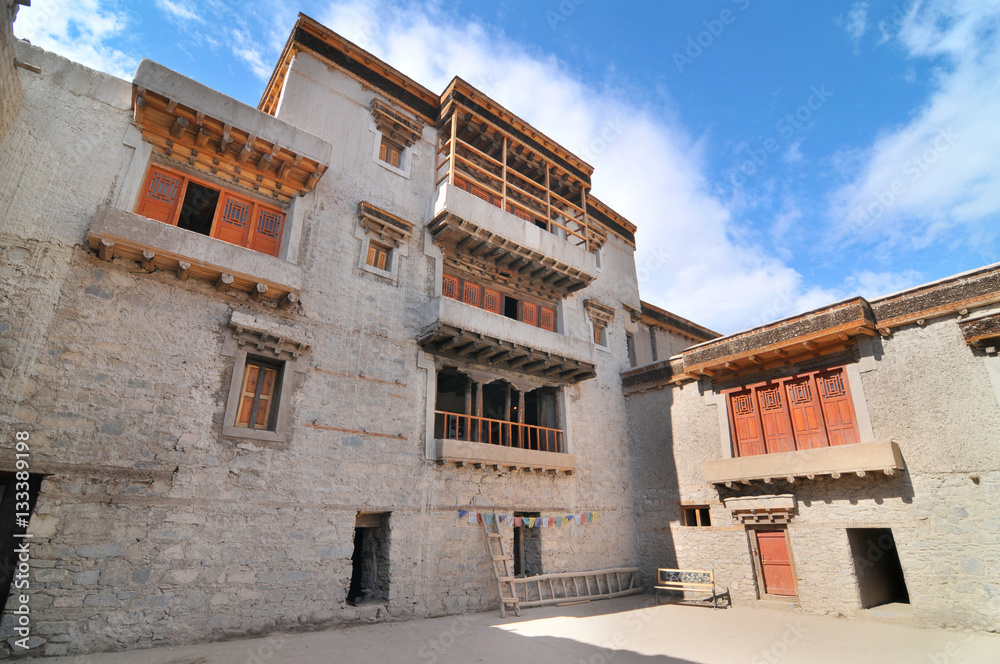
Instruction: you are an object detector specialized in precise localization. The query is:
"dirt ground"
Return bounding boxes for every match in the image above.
[30,595,1000,664]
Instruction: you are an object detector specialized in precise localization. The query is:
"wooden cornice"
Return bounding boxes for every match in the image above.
[584,299,616,328]
[134,87,327,203]
[357,201,414,247]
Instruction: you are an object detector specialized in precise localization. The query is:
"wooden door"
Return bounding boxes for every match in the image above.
[249,207,284,257]
[729,389,765,457]
[213,193,253,247]
[754,530,796,596]
[137,165,183,224]
[757,384,795,454]
[816,369,859,446]
[785,377,828,449]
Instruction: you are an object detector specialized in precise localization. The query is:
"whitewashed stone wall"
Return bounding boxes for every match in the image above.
[0,0,21,146]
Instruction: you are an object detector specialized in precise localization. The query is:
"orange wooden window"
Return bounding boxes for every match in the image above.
[235,360,279,430]
[454,176,470,192]
[508,204,531,221]
[483,288,502,314]
[469,184,492,204]
[522,301,539,327]
[755,530,797,596]
[462,282,481,307]
[136,163,285,257]
[785,377,828,449]
[540,306,556,332]
[729,367,858,457]
[138,166,184,224]
[757,384,795,454]
[817,369,859,446]
[366,240,391,270]
[379,136,402,168]
[442,274,460,299]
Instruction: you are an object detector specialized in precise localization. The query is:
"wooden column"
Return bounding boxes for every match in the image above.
[544,162,551,231]
[501,136,508,211]
[448,110,458,186]
[581,185,590,248]
[518,391,525,424]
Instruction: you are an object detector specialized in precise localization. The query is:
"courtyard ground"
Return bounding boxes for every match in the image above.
[31,595,999,663]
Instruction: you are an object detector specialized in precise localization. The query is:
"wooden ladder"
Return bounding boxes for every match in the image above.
[481,511,520,617]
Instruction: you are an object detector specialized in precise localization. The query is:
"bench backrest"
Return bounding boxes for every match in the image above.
[656,568,715,589]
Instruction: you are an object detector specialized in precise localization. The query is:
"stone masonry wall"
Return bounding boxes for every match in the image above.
[626,308,1000,632]
[0,45,640,656]
[0,0,21,146]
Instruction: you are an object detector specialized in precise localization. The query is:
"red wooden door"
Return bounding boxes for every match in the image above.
[462,282,481,307]
[785,377,828,449]
[522,301,539,326]
[730,390,765,457]
[442,274,460,300]
[757,384,795,453]
[817,369,859,446]
[214,193,253,247]
[483,288,502,314]
[755,530,796,596]
[249,207,284,257]
[137,165,183,224]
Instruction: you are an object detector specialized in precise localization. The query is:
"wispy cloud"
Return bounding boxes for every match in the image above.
[841,1,869,51]
[829,0,1000,256]
[155,0,202,24]
[13,0,137,79]
[317,0,844,333]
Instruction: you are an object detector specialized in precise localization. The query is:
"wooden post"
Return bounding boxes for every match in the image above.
[141,250,155,273]
[278,292,299,311]
[448,109,458,186]
[544,162,551,231]
[501,136,508,211]
[250,282,268,302]
[176,261,191,281]
[580,185,589,248]
[97,239,115,262]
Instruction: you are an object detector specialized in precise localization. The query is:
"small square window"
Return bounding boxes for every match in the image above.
[366,240,392,272]
[379,136,403,168]
[235,358,283,431]
[682,506,712,527]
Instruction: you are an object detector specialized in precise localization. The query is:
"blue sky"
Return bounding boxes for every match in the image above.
[13,0,1000,334]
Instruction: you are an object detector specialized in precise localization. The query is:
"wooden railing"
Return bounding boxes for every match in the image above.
[434,411,565,453]
[435,110,592,248]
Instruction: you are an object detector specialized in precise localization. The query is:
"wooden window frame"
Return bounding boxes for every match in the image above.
[379,135,403,169]
[366,239,392,272]
[681,505,712,528]
[136,162,286,257]
[234,357,283,432]
[725,366,860,458]
[442,274,557,331]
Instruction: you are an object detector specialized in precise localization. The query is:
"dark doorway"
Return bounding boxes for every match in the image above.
[504,296,519,320]
[176,182,219,235]
[347,512,390,606]
[513,512,542,577]
[0,473,43,609]
[848,528,909,608]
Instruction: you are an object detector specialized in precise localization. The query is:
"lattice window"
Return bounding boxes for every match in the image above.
[540,306,556,332]
[483,288,502,314]
[523,301,539,327]
[442,274,460,300]
[732,393,754,416]
[462,282,481,307]
[759,386,783,411]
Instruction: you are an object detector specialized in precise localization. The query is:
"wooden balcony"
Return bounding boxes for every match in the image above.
[703,441,905,486]
[434,411,575,474]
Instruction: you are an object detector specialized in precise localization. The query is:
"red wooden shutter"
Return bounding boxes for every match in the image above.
[785,377,828,450]
[540,306,556,331]
[469,184,492,204]
[249,206,284,257]
[729,389,765,457]
[522,301,539,326]
[483,288,502,314]
[214,193,253,247]
[757,384,796,454]
[254,366,278,429]
[137,165,183,224]
[817,369,859,446]
[236,364,260,427]
[454,176,470,192]
[462,282,481,307]
[442,274,460,299]
[756,530,797,596]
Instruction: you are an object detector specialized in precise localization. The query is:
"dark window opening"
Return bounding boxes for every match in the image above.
[176,182,220,236]
[0,473,43,609]
[682,506,711,527]
[513,511,542,577]
[348,513,390,606]
[848,528,909,608]
[504,296,519,320]
[626,333,636,367]
[649,327,658,362]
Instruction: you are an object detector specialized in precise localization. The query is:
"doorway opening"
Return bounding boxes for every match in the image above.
[0,473,43,609]
[513,512,542,577]
[847,528,909,608]
[347,512,390,606]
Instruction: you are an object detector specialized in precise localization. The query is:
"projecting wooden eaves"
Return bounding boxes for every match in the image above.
[428,212,595,298]
[132,60,331,204]
[357,202,414,247]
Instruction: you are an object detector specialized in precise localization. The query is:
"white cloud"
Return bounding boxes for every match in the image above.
[840,269,924,301]
[829,0,1000,251]
[229,27,274,80]
[13,0,137,80]
[317,0,843,334]
[842,1,869,50]
[782,140,803,163]
[155,0,202,23]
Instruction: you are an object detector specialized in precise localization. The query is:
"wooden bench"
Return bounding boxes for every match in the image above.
[654,568,730,610]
